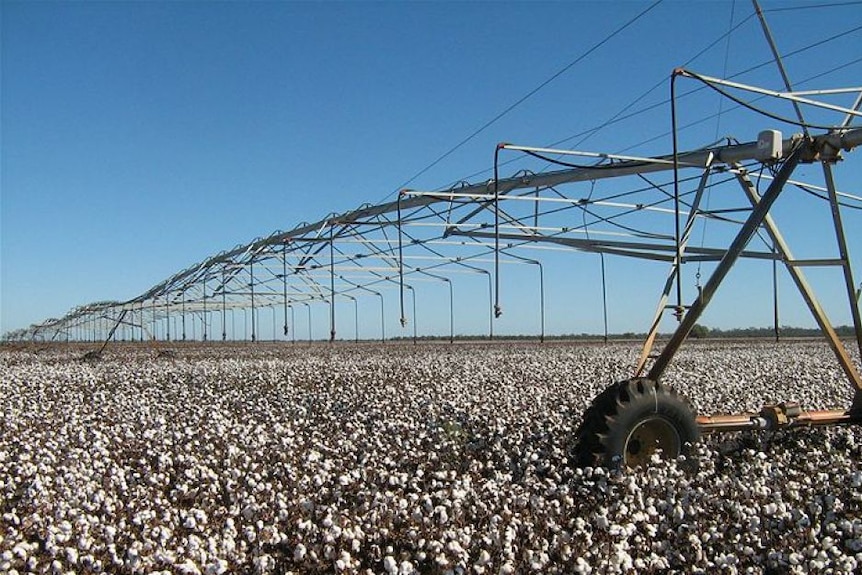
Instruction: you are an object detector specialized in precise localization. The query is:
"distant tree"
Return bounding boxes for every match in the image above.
[690,324,710,339]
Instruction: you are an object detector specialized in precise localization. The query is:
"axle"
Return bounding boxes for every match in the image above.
[697,402,862,434]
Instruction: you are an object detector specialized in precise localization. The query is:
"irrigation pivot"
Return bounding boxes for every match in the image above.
[11,67,862,470]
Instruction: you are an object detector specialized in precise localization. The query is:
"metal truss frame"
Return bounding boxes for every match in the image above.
[11,70,862,422]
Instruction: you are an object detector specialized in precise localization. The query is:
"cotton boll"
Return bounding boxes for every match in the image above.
[205,559,228,575]
[176,560,202,575]
[294,544,307,562]
[475,549,491,566]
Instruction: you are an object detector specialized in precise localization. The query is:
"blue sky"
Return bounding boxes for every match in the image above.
[2,0,861,338]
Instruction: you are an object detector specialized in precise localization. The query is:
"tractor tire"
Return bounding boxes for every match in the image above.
[574,378,699,469]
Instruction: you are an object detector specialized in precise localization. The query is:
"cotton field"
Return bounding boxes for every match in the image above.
[1,340,861,574]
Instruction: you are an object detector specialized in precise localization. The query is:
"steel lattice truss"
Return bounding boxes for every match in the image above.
[11,72,862,373]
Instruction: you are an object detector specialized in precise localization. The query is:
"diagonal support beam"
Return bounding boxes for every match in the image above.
[821,162,862,364]
[647,142,805,383]
[735,164,862,409]
[737,165,862,400]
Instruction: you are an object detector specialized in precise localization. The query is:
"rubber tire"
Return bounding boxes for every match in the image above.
[571,380,627,468]
[574,378,699,469]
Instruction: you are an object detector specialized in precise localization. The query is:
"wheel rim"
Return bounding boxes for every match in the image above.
[624,416,681,467]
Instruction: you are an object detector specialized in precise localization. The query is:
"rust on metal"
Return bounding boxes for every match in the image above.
[698,406,858,434]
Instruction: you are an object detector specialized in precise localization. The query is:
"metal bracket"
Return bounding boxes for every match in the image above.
[760,402,803,428]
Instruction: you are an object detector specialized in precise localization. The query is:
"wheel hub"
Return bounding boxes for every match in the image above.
[624,416,681,467]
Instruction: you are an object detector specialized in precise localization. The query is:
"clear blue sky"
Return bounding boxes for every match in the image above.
[2,0,861,338]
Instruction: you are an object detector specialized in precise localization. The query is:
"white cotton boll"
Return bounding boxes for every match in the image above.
[176,559,202,575]
[193,509,208,525]
[126,548,140,570]
[383,555,398,574]
[613,549,632,571]
[335,551,352,571]
[155,550,177,565]
[241,505,256,521]
[574,557,592,574]
[205,559,228,575]
[56,520,72,543]
[294,544,307,562]
[223,518,236,533]
[11,544,27,561]
[254,554,274,571]
[76,533,93,552]
[498,561,515,575]
[221,535,237,558]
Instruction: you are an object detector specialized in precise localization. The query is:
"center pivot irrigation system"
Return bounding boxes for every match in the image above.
[12,9,862,468]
